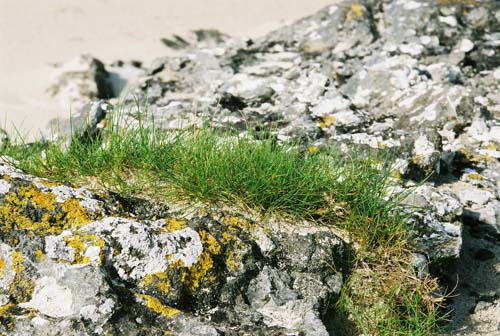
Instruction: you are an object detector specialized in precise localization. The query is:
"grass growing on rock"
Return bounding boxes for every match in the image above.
[0,107,446,335]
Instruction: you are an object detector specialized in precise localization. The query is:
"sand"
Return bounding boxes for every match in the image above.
[0,0,334,139]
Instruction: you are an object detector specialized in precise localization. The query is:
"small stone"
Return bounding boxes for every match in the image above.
[457,39,474,53]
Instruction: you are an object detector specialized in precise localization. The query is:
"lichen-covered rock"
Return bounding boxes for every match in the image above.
[403,185,463,278]
[0,165,346,335]
[26,0,500,332]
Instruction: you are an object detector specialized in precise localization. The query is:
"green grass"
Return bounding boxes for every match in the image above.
[0,105,446,335]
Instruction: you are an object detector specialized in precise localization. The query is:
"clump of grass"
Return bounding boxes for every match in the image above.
[0,105,446,335]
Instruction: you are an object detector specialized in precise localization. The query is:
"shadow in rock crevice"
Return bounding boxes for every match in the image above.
[441,217,500,336]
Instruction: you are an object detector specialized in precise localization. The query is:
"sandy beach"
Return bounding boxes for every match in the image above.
[0,0,334,139]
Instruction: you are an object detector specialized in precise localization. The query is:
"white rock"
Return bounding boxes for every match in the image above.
[31,316,50,328]
[20,277,74,318]
[457,39,474,53]
[451,182,494,206]
[0,179,11,194]
[439,16,458,27]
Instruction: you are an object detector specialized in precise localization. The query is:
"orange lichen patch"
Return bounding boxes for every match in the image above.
[163,218,186,233]
[63,233,105,264]
[34,250,46,262]
[135,294,181,318]
[318,115,336,129]
[9,251,34,303]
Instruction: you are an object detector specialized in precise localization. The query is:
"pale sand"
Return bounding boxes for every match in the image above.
[0,0,334,139]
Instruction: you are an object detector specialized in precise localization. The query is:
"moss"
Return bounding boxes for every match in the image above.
[135,294,181,318]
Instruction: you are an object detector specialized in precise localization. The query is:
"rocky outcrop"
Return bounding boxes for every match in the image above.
[29,0,500,334]
[0,164,346,335]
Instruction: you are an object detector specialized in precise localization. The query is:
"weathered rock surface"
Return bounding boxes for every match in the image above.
[0,164,346,335]
[30,0,500,334]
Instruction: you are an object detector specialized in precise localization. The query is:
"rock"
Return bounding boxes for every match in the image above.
[404,184,463,275]
[47,54,114,112]
[0,163,346,335]
[7,0,500,333]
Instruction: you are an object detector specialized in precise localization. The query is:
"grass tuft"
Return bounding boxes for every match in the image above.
[0,104,447,335]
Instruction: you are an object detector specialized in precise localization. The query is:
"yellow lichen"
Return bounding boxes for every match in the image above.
[466,172,483,180]
[135,294,181,318]
[63,233,105,264]
[225,251,241,272]
[10,251,24,274]
[61,198,92,228]
[437,0,476,5]
[9,251,34,303]
[181,252,215,291]
[199,231,221,255]
[0,256,4,279]
[318,115,336,129]
[347,3,364,20]
[221,232,232,244]
[18,186,57,211]
[34,249,46,262]
[0,303,14,316]
[0,184,94,236]
[487,143,499,151]
[141,272,171,294]
[179,230,223,292]
[163,218,186,233]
